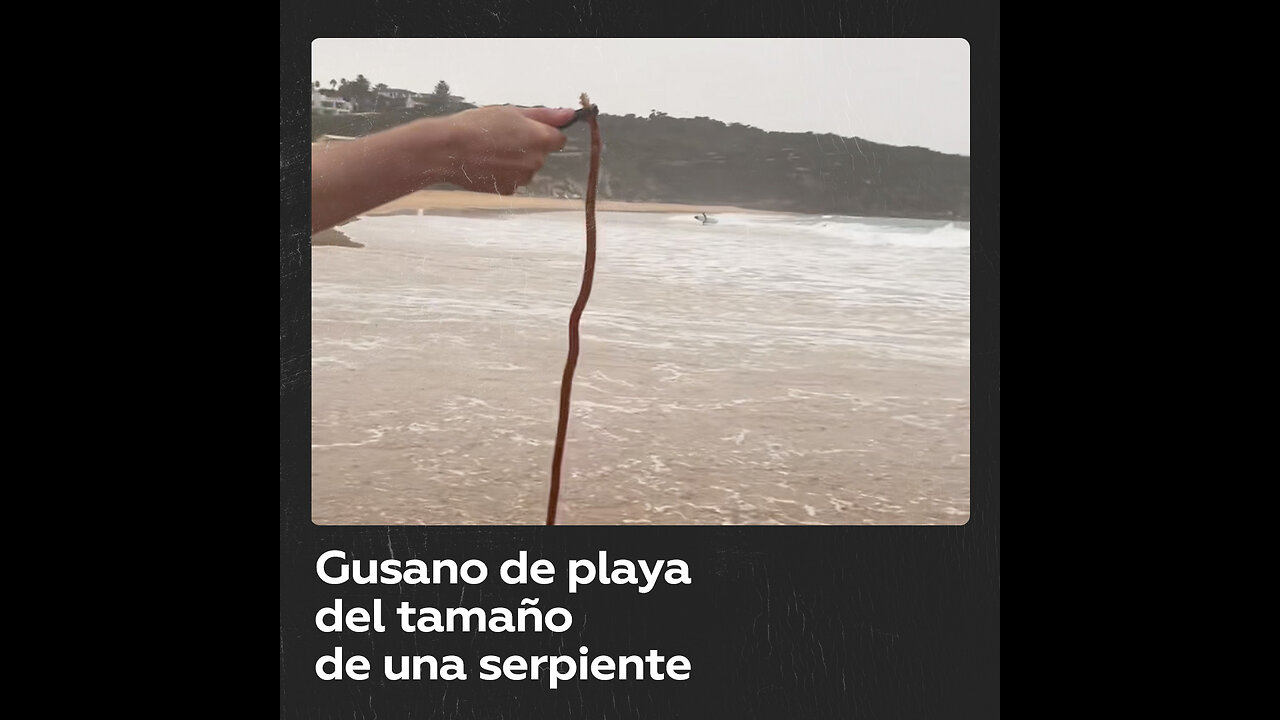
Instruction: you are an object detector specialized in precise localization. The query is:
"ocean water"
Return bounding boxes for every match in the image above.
[312,210,970,524]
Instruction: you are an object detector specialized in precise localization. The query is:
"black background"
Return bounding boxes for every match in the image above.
[281,2,999,717]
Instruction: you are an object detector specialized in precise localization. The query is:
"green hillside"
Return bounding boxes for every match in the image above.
[312,93,969,220]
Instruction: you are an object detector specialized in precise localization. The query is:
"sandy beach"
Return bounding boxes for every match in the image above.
[314,190,769,247]
[363,189,765,217]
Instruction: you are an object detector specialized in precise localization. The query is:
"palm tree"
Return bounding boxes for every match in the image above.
[329,79,336,91]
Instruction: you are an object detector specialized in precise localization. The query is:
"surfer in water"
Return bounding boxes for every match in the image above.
[694,212,717,225]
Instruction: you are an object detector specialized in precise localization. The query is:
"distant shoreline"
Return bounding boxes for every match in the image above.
[315,192,760,247]
[360,190,966,222]
[363,190,774,217]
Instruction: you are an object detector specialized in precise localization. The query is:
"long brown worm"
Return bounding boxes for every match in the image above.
[547,95,600,526]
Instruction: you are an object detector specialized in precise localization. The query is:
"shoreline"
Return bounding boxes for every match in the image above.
[363,190,776,217]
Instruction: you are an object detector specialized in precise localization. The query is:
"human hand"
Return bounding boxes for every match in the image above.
[440,105,575,195]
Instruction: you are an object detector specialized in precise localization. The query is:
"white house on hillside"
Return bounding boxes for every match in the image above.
[377,88,417,108]
[312,90,353,115]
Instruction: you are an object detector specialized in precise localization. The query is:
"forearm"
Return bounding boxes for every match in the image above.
[310,118,458,234]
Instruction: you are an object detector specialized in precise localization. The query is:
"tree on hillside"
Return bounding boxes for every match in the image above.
[337,75,376,111]
[329,79,336,90]
[419,81,454,115]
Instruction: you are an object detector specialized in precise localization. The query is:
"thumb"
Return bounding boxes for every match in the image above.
[517,106,577,128]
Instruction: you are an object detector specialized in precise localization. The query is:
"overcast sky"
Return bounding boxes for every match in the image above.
[312,39,970,156]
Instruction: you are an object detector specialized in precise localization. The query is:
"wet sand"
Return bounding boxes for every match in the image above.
[312,210,970,525]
